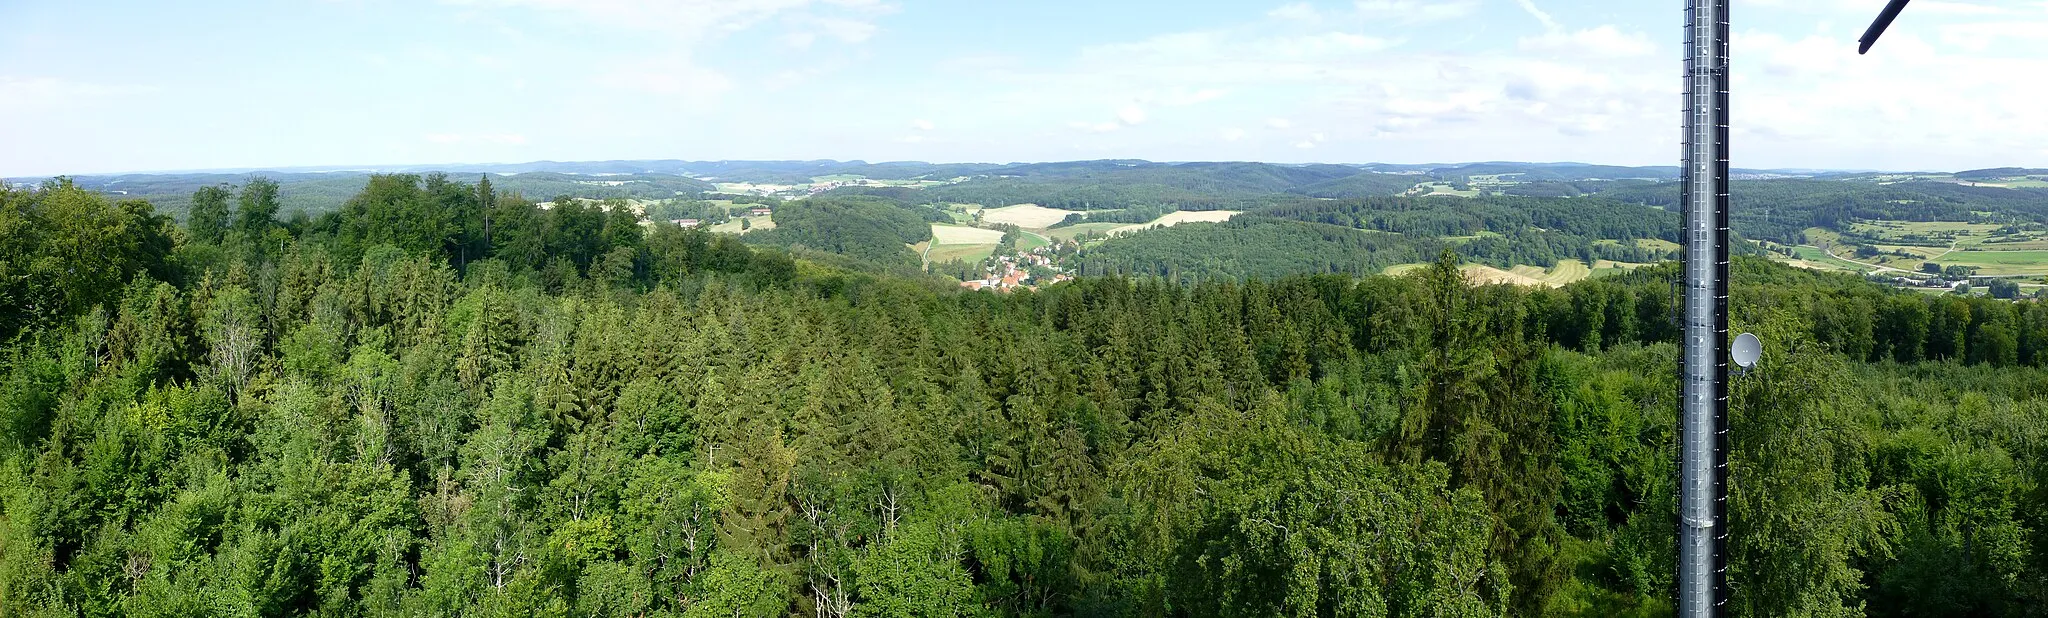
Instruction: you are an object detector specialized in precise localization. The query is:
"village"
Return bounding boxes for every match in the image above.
[959,244,1075,292]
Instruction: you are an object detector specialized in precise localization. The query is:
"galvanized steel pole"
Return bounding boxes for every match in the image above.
[1679,0,1730,616]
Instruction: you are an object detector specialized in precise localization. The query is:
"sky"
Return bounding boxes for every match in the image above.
[2,0,2045,176]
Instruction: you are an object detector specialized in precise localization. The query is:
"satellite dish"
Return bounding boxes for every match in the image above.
[1731,332,1762,369]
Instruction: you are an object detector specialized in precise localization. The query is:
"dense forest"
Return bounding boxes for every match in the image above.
[4,175,2048,617]
[1599,179,2048,245]
[741,197,938,270]
[1074,196,1694,283]
[30,172,714,220]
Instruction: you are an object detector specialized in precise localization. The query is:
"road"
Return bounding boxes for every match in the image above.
[1807,240,2048,279]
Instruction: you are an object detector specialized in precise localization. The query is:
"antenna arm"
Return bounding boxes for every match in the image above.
[1858,0,1914,54]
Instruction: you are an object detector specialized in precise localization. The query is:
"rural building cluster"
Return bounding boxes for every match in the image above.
[960,247,1071,292]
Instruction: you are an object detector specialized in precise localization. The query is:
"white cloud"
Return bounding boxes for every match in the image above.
[781,32,818,49]
[895,135,925,143]
[1939,21,2048,52]
[438,0,890,35]
[1352,0,1479,24]
[1294,140,1317,149]
[0,77,157,110]
[1511,0,1558,30]
[1893,1,2038,16]
[1160,88,1229,106]
[1268,3,1320,21]
[1519,25,1655,57]
[593,57,735,95]
[814,16,878,43]
[443,0,889,102]
[911,119,935,131]
[1258,32,1395,57]
[451,0,2048,170]
[1118,104,1149,125]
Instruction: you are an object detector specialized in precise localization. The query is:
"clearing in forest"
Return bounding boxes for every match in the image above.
[1382,260,1594,288]
[1634,238,1682,252]
[709,215,775,234]
[1591,259,1652,277]
[1046,222,1124,241]
[928,244,997,263]
[1109,210,1241,236]
[924,224,1007,265]
[1463,265,1550,287]
[1407,182,1480,198]
[1934,250,2048,276]
[930,224,1006,245]
[979,204,1080,228]
[1510,260,1593,286]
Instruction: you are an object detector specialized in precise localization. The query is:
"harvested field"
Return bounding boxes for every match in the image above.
[930,224,1005,244]
[1109,210,1240,236]
[979,204,1080,228]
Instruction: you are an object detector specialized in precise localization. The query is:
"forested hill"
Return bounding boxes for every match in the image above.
[1076,195,1696,282]
[4,176,2048,617]
[8,171,715,219]
[1597,178,2048,244]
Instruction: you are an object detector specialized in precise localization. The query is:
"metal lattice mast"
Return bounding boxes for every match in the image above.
[1679,0,1730,615]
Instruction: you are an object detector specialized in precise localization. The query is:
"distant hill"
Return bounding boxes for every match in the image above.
[5,170,713,218]
[1957,167,2048,180]
[13,158,2034,226]
[1433,162,1682,182]
[1289,172,1422,198]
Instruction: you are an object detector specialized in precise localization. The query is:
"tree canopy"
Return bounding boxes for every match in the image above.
[1,176,2046,617]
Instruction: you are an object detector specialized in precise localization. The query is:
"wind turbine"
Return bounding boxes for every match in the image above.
[1676,1,1916,616]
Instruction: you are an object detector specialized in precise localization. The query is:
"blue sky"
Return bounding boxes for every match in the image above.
[3,0,2044,176]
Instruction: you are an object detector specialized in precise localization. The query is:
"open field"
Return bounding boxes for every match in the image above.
[1383,263,1429,277]
[1871,244,1950,259]
[1591,260,1653,278]
[1974,237,2048,250]
[979,204,1079,228]
[1109,210,1241,235]
[1446,231,1505,243]
[924,223,1007,265]
[1018,230,1051,252]
[1635,238,1682,252]
[1046,222,1125,241]
[1787,245,1872,272]
[1797,218,2048,276]
[709,215,775,234]
[1935,251,2048,276]
[930,224,1005,245]
[1408,182,1480,198]
[928,244,996,264]
[1510,259,1592,286]
[1383,260,1594,288]
[1803,227,1846,247]
[1847,220,2004,247]
[1464,265,1550,287]
[927,245,993,264]
[1962,177,2048,189]
[713,182,797,195]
